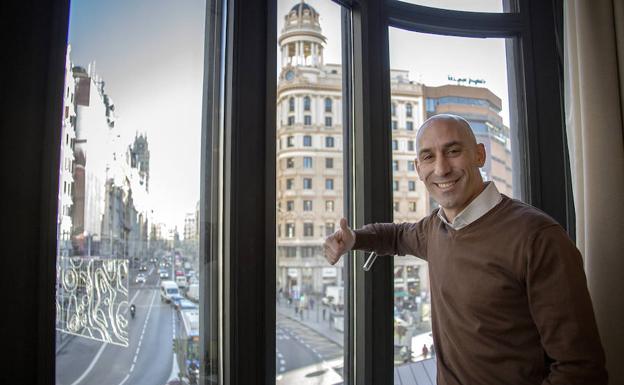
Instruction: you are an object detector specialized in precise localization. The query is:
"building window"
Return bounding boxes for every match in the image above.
[325,178,334,190]
[303,156,313,169]
[325,222,335,236]
[303,135,312,147]
[393,180,399,191]
[302,246,315,258]
[286,178,294,190]
[409,201,417,212]
[406,121,414,131]
[286,247,297,258]
[303,200,312,211]
[392,140,398,151]
[325,116,332,127]
[393,201,399,212]
[303,223,314,237]
[304,115,312,126]
[326,200,334,212]
[325,97,332,112]
[289,97,294,112]
[408,140,414,151]
[391,120,397,130]
[325,158,334,169]
[325,136,335,148]
[408,180,416,191]
[393,160,399,171]
[287,116,294,126]
[303,178,312,189]
[406,103,413,117]
[286,223,295,238]
[287,136,294,147]
[304,96,311,111]
[286,200,294,211]
[286,157,294,168]
[391,103,396,116]
[408,161,415,171]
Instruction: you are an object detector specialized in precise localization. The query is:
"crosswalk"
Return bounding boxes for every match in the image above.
[277,313,342,362]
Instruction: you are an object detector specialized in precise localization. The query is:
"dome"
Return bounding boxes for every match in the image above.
[290,2,318,17]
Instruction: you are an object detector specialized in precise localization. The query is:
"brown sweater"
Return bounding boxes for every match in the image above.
[354,195,607,385]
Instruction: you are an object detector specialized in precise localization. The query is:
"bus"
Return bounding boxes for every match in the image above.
[176,309,200,384]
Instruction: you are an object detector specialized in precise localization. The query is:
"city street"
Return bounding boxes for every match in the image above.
[56,269,176,385]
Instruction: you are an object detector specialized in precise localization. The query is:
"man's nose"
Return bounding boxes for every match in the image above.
[433,156,451,176]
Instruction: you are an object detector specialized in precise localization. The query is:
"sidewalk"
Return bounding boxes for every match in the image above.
[276,301,344,347]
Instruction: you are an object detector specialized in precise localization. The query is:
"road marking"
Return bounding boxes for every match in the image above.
[69,342,107,385]
[117,374,130,385]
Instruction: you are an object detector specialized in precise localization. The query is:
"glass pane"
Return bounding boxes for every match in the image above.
[276,1,346,383]
[397,0,512,13]
[55,0,209,384]
[388,28,519,381]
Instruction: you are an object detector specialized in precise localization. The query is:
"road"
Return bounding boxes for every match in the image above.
[56,267,176,385]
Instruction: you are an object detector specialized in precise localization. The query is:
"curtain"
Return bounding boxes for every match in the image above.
[564,0,624,383]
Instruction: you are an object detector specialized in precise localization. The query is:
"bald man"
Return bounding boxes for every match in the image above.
[324,114,607,385]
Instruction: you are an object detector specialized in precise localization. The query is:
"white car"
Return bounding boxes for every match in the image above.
[135,273,146,284]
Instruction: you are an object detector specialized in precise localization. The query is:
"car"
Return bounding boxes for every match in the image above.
[135,273,146,284]
[139,264,147,272]
[175,298,198,311]
[159,270,170,279]
[169,294,184,306]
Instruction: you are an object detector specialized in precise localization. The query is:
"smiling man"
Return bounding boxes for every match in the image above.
[323,114,607,385]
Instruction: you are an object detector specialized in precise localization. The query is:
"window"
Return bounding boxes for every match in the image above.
[304,115,312,126]
[408,161,415,171]
[303,95,311,111]
[325,200,334,212]
[289,96,295,112]
[393,160,399,171]
[301,246,316,258]
[409,201,417,212]
[286,223,295,238]
[325,116,332,127]
[325,157,334,168]
[287,135,294,147]
[392,120,398,130]
[303,156,313,168]
[303,200,312,211]
[408,140,414,151]
[303,178,312,189]
[325,136,334,147]
[406,102,413,117]
[393,180,399,191]
[286,157,294,168]
[325,178,334,190]
[286,178,294,190]
[287,116,294,126]
[408,180,416,191]
[286,200,294,211]
[303,135,312,147]
[391,102,396,116]
[303,222,314,236]
[325,97,332,112]
[392,140,398,151]
[406,121,413,131]
[325,222,335,236]
[393,201,399,211]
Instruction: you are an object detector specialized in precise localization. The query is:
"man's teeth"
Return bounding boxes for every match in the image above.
[437,181,456,188]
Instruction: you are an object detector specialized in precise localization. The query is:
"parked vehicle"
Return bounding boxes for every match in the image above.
[135,273,146,284]
[322,286,344,310]
[175,274,187,289]
[186,283,200,302]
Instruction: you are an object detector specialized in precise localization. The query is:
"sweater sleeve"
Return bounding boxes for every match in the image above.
[352,218,429,260]
[526,225,607,385]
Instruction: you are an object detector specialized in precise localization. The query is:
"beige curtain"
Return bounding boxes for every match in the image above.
[564,0,624,383]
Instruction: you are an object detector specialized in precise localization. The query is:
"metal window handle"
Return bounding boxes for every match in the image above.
[363,252,377,271]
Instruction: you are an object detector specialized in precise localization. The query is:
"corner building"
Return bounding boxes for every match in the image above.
[275,1,511,301]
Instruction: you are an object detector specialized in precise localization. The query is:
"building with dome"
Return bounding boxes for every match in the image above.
[275,1,511,306]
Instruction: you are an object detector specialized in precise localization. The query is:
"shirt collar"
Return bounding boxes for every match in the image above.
[437,181,502,230]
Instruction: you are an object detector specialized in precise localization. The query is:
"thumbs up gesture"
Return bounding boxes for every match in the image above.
[323,218,356,265]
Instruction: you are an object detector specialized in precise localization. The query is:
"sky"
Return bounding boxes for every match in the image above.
[67,0,509,232]
[68,0,206,233]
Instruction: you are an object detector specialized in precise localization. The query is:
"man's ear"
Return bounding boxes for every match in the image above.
[476,143,486,167]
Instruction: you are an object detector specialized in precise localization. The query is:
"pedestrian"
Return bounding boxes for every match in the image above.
[322,307,326,320]
[429,343,435,357]
[323,114,607,385]
[422,344,429,359]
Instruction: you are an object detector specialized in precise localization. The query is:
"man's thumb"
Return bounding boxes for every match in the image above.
[339,218,349,232]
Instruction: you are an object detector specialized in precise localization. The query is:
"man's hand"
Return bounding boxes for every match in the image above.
[324,218,355,265]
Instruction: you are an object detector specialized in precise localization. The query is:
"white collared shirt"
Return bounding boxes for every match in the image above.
[437,181,502,230]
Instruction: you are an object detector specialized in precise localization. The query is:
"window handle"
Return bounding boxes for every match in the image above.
[363,252,377,271]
